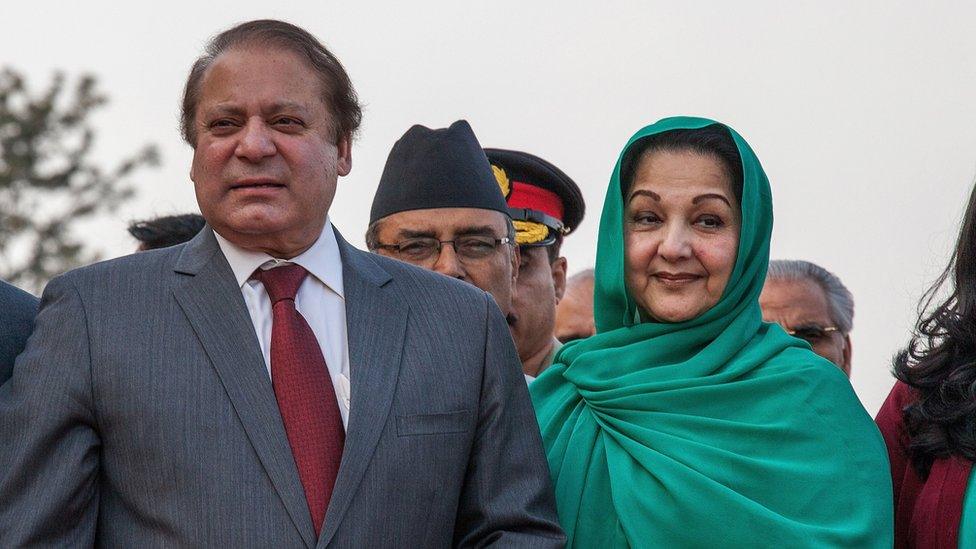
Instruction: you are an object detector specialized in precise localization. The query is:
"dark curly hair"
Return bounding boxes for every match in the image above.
[894,181,976,478]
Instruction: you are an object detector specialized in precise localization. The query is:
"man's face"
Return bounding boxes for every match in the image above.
[373,208,519,315]
[555,274,595,343]
[509,246,567,364]
[760,277,852,376]
[190,45,352,258]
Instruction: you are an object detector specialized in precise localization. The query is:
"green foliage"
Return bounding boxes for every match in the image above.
[0,67,159,293]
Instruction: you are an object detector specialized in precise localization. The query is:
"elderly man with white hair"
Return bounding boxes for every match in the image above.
[759,259,854,376]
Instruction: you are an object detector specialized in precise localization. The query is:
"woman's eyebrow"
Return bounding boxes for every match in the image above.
[692,193,732,207]
[627,190,660,203]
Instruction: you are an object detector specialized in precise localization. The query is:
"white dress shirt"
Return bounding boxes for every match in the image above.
[214,220,351,429]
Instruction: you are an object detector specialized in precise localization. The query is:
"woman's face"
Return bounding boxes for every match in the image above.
[624,149,741,323]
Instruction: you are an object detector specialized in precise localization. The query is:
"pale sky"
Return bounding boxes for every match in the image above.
[3,1,975,414]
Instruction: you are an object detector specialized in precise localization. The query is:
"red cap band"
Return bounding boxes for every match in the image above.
[508,181,564,222]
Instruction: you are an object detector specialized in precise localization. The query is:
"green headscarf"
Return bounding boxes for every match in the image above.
[530,117,892,547]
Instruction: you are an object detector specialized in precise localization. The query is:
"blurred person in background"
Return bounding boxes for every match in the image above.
[760,259,854,376]
[554,268,595,344]
[486,148,585,380]
[128,213,206,251]
[0,280,38,385]
[876,181,976,548]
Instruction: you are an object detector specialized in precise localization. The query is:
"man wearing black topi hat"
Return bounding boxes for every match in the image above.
[367,121,521,323]
[486,148,585,381]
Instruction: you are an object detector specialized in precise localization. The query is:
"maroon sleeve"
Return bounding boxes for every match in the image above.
[875,381,918,548]
[877,381,974,549]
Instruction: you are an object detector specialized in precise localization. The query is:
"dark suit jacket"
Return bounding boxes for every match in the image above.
[0,280,38,385]
[0,227,563,547]
[876,380,972,549]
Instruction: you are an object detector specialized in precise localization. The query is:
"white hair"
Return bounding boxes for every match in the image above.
[767,259,854,334]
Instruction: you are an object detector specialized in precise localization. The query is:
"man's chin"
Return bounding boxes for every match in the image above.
[211,220,285,247]
[213,220,285,239]
[217,208,293,235]
[230,223,287,236]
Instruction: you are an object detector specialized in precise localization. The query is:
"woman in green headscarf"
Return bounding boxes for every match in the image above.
[530,117,893,547]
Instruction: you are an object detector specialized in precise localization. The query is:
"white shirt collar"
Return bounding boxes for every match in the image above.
[213,218,344,298]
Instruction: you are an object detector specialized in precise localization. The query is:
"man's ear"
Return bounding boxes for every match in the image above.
[552,256,568,303]
[841,334,853,378]
[336,135,352,176]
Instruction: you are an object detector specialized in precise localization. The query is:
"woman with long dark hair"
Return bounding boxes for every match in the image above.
[876,183,976,548]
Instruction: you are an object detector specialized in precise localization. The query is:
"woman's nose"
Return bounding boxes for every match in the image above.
[657,223,693,261]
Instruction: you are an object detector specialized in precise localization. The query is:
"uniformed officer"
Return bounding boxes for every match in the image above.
[486,148,585,380]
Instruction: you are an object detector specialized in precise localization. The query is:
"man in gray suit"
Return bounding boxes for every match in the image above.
[0,280,38,385]
[0,20,563,547]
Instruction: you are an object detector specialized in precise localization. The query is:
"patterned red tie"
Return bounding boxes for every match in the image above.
[253,264,344,538]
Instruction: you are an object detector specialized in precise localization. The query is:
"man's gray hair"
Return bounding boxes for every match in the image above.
[767,259,854,334]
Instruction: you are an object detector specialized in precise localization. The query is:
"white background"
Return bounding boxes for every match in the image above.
[3,1,975,414]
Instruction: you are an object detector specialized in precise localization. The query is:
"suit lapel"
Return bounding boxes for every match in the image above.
[317,233,408,548]
[172,229,317,548]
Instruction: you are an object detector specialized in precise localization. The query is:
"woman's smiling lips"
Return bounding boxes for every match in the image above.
[652,271,703,286]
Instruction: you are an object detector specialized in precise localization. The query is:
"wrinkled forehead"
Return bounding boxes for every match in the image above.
[626,150,737,207]
[196,46,335,120]
[199,45,317,95]
[760,277,832,321]
[377,207,510,238]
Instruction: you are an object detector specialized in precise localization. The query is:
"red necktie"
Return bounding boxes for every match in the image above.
[253,264,344,538]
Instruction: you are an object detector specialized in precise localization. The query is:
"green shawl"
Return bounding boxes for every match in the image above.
[530,117,893,547]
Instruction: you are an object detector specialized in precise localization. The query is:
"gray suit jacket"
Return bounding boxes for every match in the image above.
[0,227,563,548]
[0,280,38,386]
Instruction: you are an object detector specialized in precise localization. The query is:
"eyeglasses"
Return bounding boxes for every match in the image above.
[785,325,840,345]
[374,236,513,264]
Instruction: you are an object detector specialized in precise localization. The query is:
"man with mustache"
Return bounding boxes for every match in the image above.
[760,259,854,376]
[0,20,562,547]
[366,121,522,330]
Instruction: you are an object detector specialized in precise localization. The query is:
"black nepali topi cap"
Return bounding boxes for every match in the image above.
[485,148,585,247]
[369,120,510,225]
